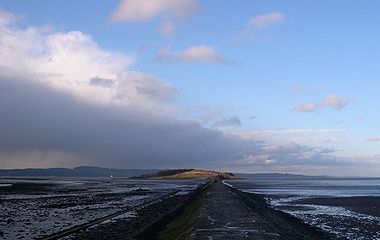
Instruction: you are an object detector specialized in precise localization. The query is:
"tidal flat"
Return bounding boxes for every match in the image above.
[0,177,203,239]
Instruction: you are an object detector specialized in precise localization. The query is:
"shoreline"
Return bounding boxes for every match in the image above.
[5,177,379,239]
[293,196,380,217]
[58,179,334,239]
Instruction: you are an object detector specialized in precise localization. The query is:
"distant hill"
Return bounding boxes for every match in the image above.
[132,169,193,179]
[165,169,238,180]
[133,169,238,180]
[0,167,328,179]
[0,166,159,177]
[234,172,328,180]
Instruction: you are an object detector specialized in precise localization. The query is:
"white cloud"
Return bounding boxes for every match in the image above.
[155,45,231,64]
[293,103,318,112]
[233,142,342,168]
[235,154,276,165]
[237,12,285,42]
[226,128,347,150]
[249,128,345,136]
[0,20,177,110]
[0,8,18,25]
[109,0,198,23]
[158,21,175,38]
[322,94,349,110]
[247,12,284,29]
[293,94,350,112]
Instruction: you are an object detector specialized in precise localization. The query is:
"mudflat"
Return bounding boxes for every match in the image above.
[294,196,380,217]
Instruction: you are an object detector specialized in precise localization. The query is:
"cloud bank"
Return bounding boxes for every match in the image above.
[0,69,254,168]
[0,9,245,169]
[3,68,345,170]
[0,8,376,176]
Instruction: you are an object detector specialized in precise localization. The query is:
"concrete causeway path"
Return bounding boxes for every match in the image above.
[181,181,280,239]
[177,183,279,240]
[155,181,330,240]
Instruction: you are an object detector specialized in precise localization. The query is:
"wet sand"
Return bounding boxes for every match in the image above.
[0,178,200,239]
[8,178,375,239]
[294,196,380,217]
[69,181,208,240]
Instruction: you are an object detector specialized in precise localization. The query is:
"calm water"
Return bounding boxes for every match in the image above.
[226,178,380,240]
[229,178,380,197]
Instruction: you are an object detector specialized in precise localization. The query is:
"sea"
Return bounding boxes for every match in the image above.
[226,177,380,240]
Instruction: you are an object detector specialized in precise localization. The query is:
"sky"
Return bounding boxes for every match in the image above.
[0,0,380,176]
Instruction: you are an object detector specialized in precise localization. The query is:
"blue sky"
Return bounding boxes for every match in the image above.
[1,0,380,176]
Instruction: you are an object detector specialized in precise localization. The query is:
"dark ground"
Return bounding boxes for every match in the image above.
[22,180,347,240]
[68,182,206,240]
[0,178,199,239]
[145,181,333,240]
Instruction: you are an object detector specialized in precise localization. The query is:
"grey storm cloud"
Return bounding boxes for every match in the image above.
[0,10,352,170]
[0,70,252,168]
[213,116,242,127]
[90,77,116,87]
[0,70,345,169]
